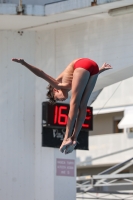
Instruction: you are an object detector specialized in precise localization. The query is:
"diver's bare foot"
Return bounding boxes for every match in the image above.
[65,140,78,154]
[59,138,72,153]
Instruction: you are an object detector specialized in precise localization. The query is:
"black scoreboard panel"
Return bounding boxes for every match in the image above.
[42,102,92,150]
[42,127,89,150]
[42,102,93,131]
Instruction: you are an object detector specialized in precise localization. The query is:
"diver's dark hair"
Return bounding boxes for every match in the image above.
[46,84,56,104]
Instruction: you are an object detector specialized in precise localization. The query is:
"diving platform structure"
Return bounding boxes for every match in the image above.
[77,157,133,199]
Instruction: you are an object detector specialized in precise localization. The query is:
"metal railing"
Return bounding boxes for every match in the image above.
[77,157,133,199]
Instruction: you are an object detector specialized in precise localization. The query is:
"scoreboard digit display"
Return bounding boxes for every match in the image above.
[42,102,93,131]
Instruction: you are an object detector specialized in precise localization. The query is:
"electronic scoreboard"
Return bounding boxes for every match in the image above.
[42,102,93,150]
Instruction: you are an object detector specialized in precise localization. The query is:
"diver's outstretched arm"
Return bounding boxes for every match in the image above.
[12,58,69,90]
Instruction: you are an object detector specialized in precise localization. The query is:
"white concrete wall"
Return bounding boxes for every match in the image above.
[92,77,133,109]
[34,31,55,200]
[90,111,123,135]
[0,31,35,200]
[76,132,133,167]
[52,13,133,79]
[34,31,76,200]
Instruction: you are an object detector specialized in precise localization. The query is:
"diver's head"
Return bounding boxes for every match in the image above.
[46,84,68,104]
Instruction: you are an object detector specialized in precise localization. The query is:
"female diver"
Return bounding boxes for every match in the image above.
[12,58,112,154]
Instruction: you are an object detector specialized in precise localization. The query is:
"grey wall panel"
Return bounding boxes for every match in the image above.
[0,31,35,200]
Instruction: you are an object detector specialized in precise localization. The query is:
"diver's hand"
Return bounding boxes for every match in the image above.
[99,63,112,74]
[101,63,112,71]
[12,58,25,65]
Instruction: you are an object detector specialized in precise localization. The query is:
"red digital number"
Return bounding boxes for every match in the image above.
[54,105,91,129]
[82,109,91,128]
[54,106,68,125]
[54,106,58,124]
[58,106,68,125]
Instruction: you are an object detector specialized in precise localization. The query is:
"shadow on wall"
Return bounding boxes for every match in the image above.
[127,132,133,139]
[85,156,92,164]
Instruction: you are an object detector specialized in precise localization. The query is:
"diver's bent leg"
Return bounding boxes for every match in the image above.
[60,69,90,152]
[71,74,98,141]
[64,68,90,140]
